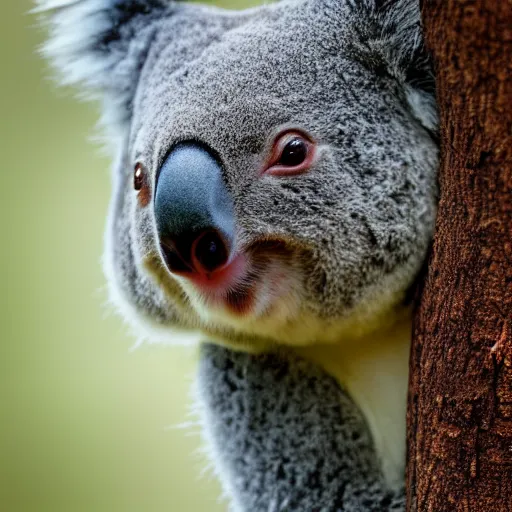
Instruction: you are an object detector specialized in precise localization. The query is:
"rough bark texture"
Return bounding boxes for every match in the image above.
[407,1,512,511]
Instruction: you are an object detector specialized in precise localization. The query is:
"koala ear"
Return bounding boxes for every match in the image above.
[36,0,179,136]
[349,0,438,132]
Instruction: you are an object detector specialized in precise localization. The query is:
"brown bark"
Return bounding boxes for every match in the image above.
[407,1,512,511]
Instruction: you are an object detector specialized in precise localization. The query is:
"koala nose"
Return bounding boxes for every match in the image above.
[154,143,235,275]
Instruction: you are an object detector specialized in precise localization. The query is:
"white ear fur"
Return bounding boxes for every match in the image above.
[36,0,169,137]
[348,0,438,132]
[404,85,438,133]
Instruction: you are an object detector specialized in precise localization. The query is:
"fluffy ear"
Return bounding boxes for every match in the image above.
[349,0,438,132]
[36,0,180,135]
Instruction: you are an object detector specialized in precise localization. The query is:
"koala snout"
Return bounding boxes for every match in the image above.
[154,143,235,277]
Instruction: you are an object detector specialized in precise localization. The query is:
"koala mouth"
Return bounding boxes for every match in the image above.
[186,252,254,314]
[184,239,299,318]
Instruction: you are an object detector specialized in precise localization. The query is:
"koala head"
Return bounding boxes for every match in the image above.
[41,0,438,350]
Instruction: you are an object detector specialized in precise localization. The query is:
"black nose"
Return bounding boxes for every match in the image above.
[154,143,235,275]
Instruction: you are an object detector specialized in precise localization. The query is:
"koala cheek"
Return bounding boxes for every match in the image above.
[131,187,157,256]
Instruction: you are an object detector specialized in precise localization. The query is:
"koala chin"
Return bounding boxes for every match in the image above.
[40,0,438,498]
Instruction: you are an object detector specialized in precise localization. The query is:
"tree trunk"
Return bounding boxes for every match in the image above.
[407,1,512,511]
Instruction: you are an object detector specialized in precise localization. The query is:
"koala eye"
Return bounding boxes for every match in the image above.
[265,131,316,176]
[133,163,150,207]
[279,137,308,166]
[134,163,145,191]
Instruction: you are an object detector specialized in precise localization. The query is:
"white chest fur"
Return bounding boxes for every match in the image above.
[294,312,411,490]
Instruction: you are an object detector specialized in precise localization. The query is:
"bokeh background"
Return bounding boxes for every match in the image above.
[1,1,259,510]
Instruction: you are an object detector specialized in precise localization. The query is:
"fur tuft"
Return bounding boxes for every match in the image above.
[348,0,438,131]
[36,0,171,136]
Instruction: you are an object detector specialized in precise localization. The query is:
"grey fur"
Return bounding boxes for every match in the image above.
[39,0,438,510]
[39,0,438,347]
[198,344,405,511]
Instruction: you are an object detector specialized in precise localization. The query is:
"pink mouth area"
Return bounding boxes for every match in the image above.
[187,253,257,315]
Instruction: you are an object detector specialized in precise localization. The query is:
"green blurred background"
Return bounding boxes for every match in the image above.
[0,1,258,510]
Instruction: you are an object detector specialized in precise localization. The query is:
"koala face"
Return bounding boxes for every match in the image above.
[42,0,439,350]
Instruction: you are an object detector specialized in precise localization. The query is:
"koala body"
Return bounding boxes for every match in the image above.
[40,0,438,508]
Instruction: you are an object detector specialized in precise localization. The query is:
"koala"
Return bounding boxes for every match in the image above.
[39,0,439,510]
